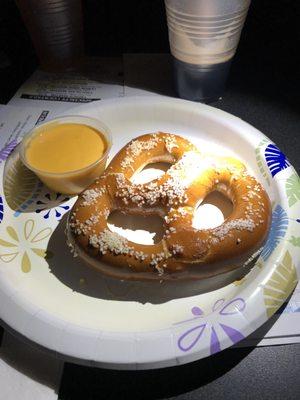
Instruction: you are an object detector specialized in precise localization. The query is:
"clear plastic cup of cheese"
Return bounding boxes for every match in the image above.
[19,115,112,195]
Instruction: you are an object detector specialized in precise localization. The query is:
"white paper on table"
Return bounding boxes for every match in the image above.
[0,104,56,150]
[7,55,174,113]
[8,58,124,113]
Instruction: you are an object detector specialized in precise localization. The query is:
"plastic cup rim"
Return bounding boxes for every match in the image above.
[19,114,112,178]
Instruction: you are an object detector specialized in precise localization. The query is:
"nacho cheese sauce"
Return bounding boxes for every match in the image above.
[25,123,106,173]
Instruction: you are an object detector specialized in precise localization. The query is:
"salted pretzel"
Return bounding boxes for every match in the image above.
[67,133,271,281]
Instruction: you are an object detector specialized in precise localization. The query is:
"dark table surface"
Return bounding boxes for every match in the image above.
[1,0,300,399]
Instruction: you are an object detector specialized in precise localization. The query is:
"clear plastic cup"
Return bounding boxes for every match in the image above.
[164,0,251,102]
[19,116,112,195]
[15,0,84,71]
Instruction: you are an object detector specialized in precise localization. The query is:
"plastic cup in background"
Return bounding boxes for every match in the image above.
[15,0,84,72]
[164,0,251,103]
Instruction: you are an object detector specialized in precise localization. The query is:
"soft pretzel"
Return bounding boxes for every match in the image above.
[67,133,271,281]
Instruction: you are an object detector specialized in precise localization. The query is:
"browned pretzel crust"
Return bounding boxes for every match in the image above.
[67,133,271,281]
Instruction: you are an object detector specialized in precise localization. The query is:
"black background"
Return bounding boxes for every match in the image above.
[0,1,300,399]
[0,0,299,108]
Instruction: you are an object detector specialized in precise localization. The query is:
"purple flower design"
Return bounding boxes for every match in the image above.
[35,193,70,220]
[177,298,246,355]
[0,139,18,163]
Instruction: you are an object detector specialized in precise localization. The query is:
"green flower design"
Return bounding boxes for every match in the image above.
[255,139,270,186]
[263,250,297,317]
[286,173,300,207]
[289,236,300,247]
[0,219,52,272]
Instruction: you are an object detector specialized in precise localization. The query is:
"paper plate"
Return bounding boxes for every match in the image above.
[0,97,299,369]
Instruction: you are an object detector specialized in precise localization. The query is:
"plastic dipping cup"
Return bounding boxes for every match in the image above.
[19,116,112,195]
[164,0,251,102]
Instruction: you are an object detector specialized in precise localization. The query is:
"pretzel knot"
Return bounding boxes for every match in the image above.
[67,133,271,281]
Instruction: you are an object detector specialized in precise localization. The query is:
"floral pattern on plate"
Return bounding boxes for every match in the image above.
[35,192,71,220]
[255,139,270,185]
[263,250,297,317]
[0,219,52,272]
[285,173,300,208]
[264,143,290,178]
[289,236,300,247]
[3,155,43,215]
[0,139,18,163]
[260,204,289,261]
[176,298,246,354]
